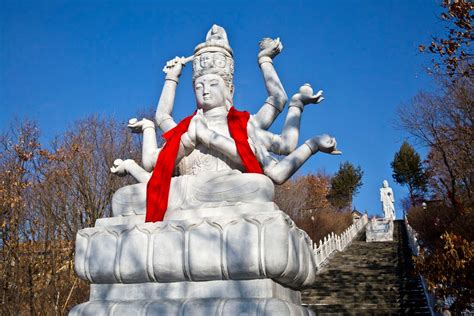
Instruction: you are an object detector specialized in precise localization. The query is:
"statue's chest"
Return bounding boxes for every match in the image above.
[178,117,244,175]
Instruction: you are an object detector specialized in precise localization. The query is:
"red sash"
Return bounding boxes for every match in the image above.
[145,107,263,222]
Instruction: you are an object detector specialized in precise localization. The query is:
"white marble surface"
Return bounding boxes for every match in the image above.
[98,202,278,226]
[380,180,395,220]
[70,24,341,315]
[89,279,301,303]
[75,211,317,289]
[110,24,340,217]
[366,218,394,242]
[70,298,315,316]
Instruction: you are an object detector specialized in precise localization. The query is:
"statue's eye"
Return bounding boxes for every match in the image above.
[210,80,218,86]
[195,84,203,90]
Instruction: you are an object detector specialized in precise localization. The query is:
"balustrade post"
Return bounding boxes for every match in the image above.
[324,236,329,258]
[331,232,335,253]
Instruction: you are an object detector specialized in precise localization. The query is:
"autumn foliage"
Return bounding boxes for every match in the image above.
[276,172,354,243]
[414,232,473,311]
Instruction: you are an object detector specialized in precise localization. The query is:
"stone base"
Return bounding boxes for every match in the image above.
[72,209,317,315]
[366,219,394,242]
[90,279,301,303]
[70,279,313,316]
[70,298,315,316]
[95,202,279,226]
[76,211,316,289]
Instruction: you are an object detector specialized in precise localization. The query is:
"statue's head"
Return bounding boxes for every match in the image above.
[194,73,230,111]
[193,25,234,110]
[383,180,389,188]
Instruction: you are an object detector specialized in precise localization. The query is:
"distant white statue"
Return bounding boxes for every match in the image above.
[380,180,395,220]
[110,25,341,222]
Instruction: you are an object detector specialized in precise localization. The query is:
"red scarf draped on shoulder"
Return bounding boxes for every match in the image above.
[145,107,263,222]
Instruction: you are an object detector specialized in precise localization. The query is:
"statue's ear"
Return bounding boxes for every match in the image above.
[225,84,234,108]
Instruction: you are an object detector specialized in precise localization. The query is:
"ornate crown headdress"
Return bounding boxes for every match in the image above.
[193,25,234,94]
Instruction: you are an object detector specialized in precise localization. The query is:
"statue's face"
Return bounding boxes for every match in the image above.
[194,74,228,111]
[383,180,388,188]
[199,53,212,68]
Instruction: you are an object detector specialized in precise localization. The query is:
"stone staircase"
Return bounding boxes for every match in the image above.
[302,220,431,315]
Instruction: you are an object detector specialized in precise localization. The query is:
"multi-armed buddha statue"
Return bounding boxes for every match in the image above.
[71,25,340,315]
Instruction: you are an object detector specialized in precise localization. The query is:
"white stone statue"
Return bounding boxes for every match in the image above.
[380,180,395,220]
[71,24,341,316]
[109,24,340,220]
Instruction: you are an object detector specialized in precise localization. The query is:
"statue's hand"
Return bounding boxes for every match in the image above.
[110,159,133,176]
[258,37,283,60]
[305,134,342,155]
[292,84,324,106]
[163,56,187,80]
[127,118,155,133]
[193,109,213,147]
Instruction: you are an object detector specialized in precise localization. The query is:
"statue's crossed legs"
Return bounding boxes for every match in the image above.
[112,170,274,217]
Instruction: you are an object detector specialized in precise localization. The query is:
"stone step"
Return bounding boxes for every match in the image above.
[304,303,431,315]
[304,289,427,296]
[305,296,429,305]
[302,221,430,314]
[307,283,423,290]
[307,285,425,293]
[304,295,428,305]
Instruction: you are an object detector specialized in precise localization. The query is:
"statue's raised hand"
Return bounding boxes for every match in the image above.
[127,118,155,133]
[258,37,283,61]
[162,56,188,81]
[305,134,341,155]
[292,84,324,107]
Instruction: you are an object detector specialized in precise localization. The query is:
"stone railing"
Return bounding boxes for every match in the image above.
[312,214,368,269]
[405,218,421,256]
[404,216,435,316]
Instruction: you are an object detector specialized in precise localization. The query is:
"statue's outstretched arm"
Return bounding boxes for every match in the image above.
[263,135,341,185]
[254,84,324,155]
[111,159,152,183]
[113,116,194,177]
[191,111,340,185]
[110,138,193,182]
[251,38,288,130]
[155,57,190,133]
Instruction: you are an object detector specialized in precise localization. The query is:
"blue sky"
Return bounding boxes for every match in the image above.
[1,0,445,218]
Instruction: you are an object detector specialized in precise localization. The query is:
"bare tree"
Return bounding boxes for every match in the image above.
[398,79,473,211]
[1,115,143,314]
